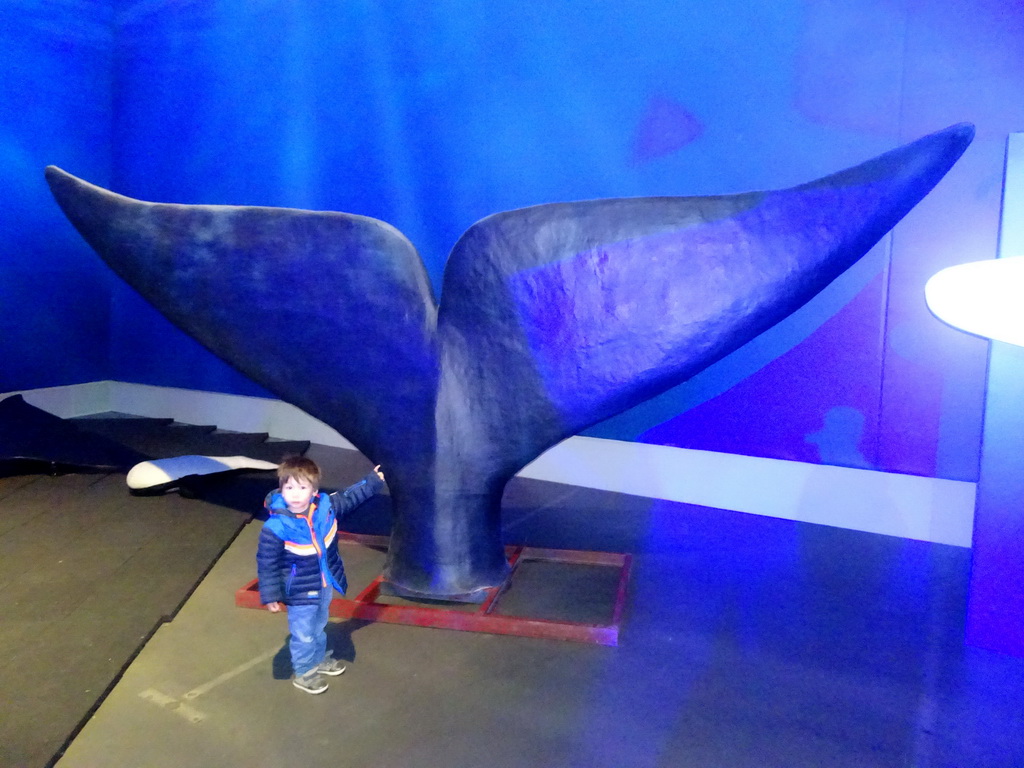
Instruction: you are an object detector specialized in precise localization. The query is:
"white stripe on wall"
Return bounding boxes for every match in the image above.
[6,380,976,547]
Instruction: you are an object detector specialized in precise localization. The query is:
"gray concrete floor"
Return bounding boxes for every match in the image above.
[4,442,1019,765]
[0,471,249,768]
[10,444,1024,767]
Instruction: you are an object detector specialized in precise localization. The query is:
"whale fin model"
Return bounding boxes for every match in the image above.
[46,122,974,599]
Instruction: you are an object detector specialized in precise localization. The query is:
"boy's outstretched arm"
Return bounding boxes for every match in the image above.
[330,465,386,518]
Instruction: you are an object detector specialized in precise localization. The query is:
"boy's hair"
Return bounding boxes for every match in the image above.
[277,455,321,489]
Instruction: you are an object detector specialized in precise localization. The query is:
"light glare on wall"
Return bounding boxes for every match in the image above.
[925,256,1024,347]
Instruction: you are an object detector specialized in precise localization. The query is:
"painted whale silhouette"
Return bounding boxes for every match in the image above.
[46,122,973,600]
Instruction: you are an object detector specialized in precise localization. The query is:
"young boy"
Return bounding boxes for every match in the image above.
[257,456,385,694]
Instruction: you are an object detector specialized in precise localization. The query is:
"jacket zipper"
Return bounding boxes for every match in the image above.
[304,500,327,588]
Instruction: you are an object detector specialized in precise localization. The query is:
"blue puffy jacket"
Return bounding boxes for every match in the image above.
[256,471,384,606]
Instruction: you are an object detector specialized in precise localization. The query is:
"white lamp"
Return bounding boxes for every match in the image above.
[924,255,1024,347]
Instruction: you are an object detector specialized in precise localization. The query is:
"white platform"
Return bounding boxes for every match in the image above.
[5,380,976,547]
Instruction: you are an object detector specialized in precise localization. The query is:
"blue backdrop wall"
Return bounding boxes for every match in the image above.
[0,1,113,390]
[3,0,1023,482]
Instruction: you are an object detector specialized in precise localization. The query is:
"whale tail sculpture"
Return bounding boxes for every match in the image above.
[46,122,974,600]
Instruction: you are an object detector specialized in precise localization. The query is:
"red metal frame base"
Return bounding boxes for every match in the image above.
[236,533,631,646]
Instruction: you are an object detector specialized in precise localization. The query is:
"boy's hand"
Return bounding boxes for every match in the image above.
[373,464,385,482]
[265,602,283,612]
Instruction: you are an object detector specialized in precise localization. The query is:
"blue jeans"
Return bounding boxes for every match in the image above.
[287,586,334,677]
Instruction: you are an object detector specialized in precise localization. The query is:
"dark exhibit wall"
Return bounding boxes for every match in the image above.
[0,2,114,391]
[6,1,1023,481]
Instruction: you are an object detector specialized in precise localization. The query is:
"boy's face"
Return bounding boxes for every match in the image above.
[281,475,317,514]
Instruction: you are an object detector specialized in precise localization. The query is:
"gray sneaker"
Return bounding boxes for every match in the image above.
[317,657,347,676]
[292,670,329,694]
